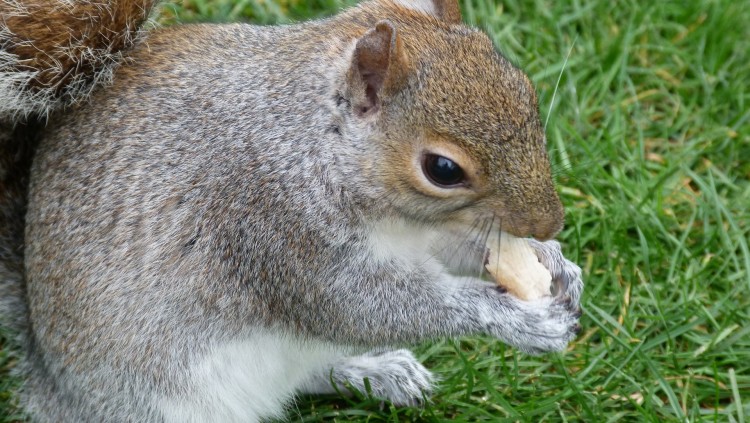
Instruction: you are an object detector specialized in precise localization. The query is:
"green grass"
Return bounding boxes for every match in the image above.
[2,0,749,421]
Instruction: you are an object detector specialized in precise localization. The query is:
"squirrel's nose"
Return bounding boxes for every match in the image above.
[531,220,563,241]
[501,193,564,241]
[530,195,564,241]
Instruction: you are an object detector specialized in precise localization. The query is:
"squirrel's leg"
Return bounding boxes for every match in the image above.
[297,349,433,406]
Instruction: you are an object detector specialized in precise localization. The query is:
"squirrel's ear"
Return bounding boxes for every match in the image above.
[432,0,462,23]
[393,0,462,24]
[348,20,410,116]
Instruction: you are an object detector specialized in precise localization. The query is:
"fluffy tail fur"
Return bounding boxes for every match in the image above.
[0,0,157,342]
[1,0,158,120]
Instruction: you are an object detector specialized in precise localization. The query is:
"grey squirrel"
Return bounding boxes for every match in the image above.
[0,0,584,421]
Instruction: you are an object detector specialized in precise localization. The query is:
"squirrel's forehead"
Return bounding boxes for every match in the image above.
[410,55,540,145]
[412,32,536,109]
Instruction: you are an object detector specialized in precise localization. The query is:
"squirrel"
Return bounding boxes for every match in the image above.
[0,0,584,421]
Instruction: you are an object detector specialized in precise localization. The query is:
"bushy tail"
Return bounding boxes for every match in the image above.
[1,0,158,120]
[0,0,158,339]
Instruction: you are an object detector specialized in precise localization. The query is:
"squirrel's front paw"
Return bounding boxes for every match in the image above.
[479,239,583,354]
[482,289,582,355]
[528,239,584,306]
[522,295,582,355]
[302,349,434,406]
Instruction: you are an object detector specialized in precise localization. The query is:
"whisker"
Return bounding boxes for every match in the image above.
[454,214,487,273]
[476,213,496,281]
[544,36,578,132]
[416,213,481,275]
[491,215,504,281]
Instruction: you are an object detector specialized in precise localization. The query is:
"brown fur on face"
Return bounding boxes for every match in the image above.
[357,2,564,239]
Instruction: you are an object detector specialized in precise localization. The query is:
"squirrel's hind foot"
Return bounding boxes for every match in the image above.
[300,349,434,407]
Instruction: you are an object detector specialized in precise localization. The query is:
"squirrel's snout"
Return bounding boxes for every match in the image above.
[497,193,564,241]
[530,217,564,241]
[529,195,565,241]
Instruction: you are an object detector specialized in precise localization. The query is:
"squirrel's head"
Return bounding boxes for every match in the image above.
[342,0,564,240]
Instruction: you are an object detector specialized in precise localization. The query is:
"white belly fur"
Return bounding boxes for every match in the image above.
[160,330,348,423]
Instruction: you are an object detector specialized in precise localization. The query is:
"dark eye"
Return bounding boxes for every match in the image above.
[422,154,466,187]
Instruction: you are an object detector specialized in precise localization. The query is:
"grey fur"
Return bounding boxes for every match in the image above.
[1,1,583,421]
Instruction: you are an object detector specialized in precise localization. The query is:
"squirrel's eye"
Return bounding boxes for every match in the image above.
[422,154,466,188]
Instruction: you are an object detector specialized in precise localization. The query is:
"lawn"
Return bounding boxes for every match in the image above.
[2,0,749,421]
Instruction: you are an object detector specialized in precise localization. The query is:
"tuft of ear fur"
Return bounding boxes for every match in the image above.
[432,0,462,23]
[348,20,410,116]
[0,0,158,122]
[391,0,462,24]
